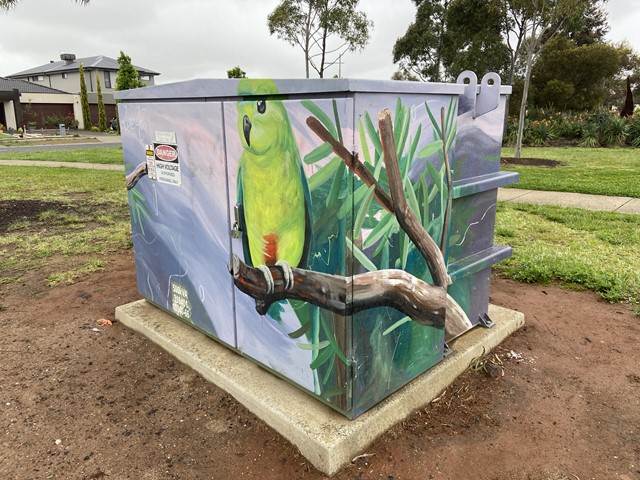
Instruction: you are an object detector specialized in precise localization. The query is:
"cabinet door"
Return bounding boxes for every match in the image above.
[119,100,236,347]
[224,92,354,406]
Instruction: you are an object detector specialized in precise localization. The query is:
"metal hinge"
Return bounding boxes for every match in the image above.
[231,204,242,239]
[443,343,453,358]
[478,313,495,329]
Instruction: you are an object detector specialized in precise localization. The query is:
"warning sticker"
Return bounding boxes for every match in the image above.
[145,144,157,180]
[171,281,192,320]
[155,130,177,144]
[153,143,181,187]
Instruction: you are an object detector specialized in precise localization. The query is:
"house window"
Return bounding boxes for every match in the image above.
[139,74,150,82]
[104,71,111,89]
[62,73,68,79]
[32,75,44,82]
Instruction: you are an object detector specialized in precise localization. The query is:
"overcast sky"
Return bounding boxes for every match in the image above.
[1,0,638,85]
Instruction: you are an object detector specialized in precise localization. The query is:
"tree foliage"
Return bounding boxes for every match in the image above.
[531,36,621,110]
[78,63,92,129]
[267,0,373,78]
[0,0,88,8]
[227,66,247,78]
[392,0,449,81]
[96,75,108,132]
[442,0,510,78]
[115,51,145,91]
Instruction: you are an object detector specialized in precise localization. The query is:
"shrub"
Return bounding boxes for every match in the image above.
[529,119,557,146]
[626,115,640,147]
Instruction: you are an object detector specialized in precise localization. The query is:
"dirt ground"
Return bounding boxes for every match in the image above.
[1,251,639,480]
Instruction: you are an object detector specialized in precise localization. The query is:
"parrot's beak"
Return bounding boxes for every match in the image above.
[243,115,252,147]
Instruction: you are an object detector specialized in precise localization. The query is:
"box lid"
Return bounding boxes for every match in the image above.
[114,78,470,101]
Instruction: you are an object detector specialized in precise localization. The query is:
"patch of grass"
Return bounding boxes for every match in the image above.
[0,166,128,204]
[47,258,106,286]
[0,166,132,287]
[495,203,640,308]
[0,147,123,165]
[501,146,640,198]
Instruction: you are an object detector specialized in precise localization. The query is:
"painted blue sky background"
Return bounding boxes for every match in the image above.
[1,0,637,85]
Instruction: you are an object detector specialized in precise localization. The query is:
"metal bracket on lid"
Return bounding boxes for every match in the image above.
[475,72,501,118]
[456,71,502,118]
[456,70,478,116]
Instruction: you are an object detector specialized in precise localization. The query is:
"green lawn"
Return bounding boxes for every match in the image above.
[0,147,123,165]
[501,146,640,198]
[0,166,131,290]
[495,202,640,311]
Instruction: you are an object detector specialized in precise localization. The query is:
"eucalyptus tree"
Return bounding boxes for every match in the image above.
[267,0,373,78]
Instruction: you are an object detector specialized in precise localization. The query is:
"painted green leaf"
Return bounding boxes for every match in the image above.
[322,354,336,385]
[353,185,376,237]
[418,139,444,159]
[332,99,344,144]
[363,111,382,154]
[379,240,390,270]
[326,161,346,207]
[288,318,312,338]
[338,182,369,220]
[302,99,337,138]
[363,210,395,249]
[358,118,372,165]
[296,340,330,350]
[405,177,422,224]
[401,231,410,269]
[408,124,422,162]
[425,102,442,140]
[396,110,410,159]
[320,314,351,365]
[308,156,341,191]
[346,237,378,272]
[310,344,334,370]
[304,142,333,165]
[383,316,412,336]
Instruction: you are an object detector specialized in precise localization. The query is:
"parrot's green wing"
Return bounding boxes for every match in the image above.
[236,162,286,321]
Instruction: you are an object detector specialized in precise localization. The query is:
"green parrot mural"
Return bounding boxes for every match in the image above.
[235,79,313,298]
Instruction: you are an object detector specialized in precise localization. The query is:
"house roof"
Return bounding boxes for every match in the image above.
[0,76,70,94]
[8,55,160,78]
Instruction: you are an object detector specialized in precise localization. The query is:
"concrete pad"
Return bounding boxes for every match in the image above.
[115,300,524,476]
[615,198,640,215]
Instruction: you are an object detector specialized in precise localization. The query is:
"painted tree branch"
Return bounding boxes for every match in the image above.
[231,109,474,339]
[378,109,451,287]
[126,162,148,190]
[306,116,395,213]
[229,255,471,339]
[229,255,448,329]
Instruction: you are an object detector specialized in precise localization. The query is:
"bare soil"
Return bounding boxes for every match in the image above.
[501,157,563,167]
[1,252,639,480]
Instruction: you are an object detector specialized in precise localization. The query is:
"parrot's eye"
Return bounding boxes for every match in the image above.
[257,100,266,114]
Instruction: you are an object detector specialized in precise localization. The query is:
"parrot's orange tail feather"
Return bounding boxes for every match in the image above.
[262,234,278,265]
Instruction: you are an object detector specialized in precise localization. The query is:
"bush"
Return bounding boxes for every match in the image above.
[529,119,557,146]
[504,107,640,148]
[626,115,640,147]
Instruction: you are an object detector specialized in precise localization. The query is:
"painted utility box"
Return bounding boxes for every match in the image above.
[116,73,517,419]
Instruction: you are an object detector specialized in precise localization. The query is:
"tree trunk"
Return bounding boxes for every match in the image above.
[515,38,535,160]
